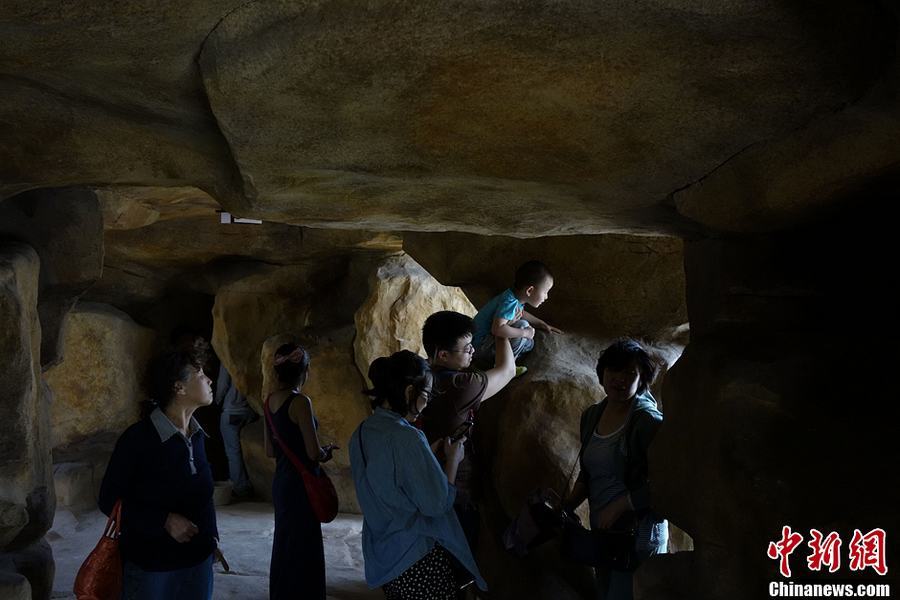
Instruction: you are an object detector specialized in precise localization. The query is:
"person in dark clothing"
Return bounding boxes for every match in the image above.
[99,351,224,600]
[264,343,338,600]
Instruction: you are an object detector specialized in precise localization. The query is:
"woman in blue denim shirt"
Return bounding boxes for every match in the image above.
[350,351,486,599]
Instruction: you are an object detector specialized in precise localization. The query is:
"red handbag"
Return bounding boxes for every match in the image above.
[73,499,123,600]
[265,395,339,523]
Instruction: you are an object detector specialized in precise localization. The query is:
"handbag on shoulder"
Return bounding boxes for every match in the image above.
[73,499,123,600]
[264,395,339,523]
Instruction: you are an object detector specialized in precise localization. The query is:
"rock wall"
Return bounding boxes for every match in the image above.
[0,188,103,368]
[353,253,476,380]
[45,303,156,449]
[650,204,900,599]
[0,243,55,599]
[404,232,688,341]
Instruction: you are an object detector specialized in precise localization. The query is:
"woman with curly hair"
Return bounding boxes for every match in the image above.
[99,351,222,599]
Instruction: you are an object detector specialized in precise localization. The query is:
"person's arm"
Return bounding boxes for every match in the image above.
[290,394,326,462]
[264,417,275,458]
[482,336,516,400]
[491,317,534,339]
[441,436,466,485]
[398,430,456,517]
[263,395,276,458]
[564,406,593,513]
[625,411,663,510]
[522,310,563,334]
[565,479,589,513]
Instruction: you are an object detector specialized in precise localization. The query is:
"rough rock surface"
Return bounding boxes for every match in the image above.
[0,243,55,599]
[0,1,244,204]
[674,16,900,233]
[195,1,893,236]
[471,332,683,599]
[404,232,688,340]
[0,244,47,548]
[651,210,900,599]
[0,540,54,600]
[0,188,104,367]
[353,253,475,379]
[44,303,156,449]
[2,1,894,235]
[89,210,400,316]
[95,186,222,230]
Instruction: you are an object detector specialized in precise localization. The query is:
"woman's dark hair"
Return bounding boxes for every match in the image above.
[142,351,199,417]
[365,350,430,414]
[596,338,658,396]
[274,343,311,387]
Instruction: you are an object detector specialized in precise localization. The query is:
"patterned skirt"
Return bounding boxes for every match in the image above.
[382,545,458,600]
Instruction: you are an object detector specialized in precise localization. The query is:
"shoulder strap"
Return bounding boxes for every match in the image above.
[264,393,312,477]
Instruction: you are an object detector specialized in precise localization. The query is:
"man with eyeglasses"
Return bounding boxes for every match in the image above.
[420,310,517,563]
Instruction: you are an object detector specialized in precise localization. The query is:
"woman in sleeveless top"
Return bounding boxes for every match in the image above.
[564,339,667,600]
[265,343,338,600]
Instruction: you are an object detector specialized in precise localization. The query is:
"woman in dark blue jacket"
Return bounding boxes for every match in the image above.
[99,351,221,600]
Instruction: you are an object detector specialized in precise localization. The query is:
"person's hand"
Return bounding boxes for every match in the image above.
[597,494,631,529]
[165,513,199,543]
[522,326,536,340]
[443,436,466,467]
[537,322,564,334]
[319,444,340,463]
[213,540,230,572]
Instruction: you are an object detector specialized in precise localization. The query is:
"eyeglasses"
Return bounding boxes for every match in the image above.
[446,343,475,355]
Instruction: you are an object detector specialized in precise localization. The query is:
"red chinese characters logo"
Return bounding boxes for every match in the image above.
[807,529,841,573]
[768,526,804,577]
[849,528,888,576]
[768,527,888,577]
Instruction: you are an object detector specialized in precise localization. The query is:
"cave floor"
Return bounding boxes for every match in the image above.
[48,502,379,599]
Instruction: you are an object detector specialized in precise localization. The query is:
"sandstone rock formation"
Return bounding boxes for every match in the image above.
[0,243,55,599]
[195,1,892,236]
[0,188,104,368]
[650,207,900,599]
[4,2,895,236]
[45,303,156,448]
[404,232,688,341]
[353,253,476,379]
